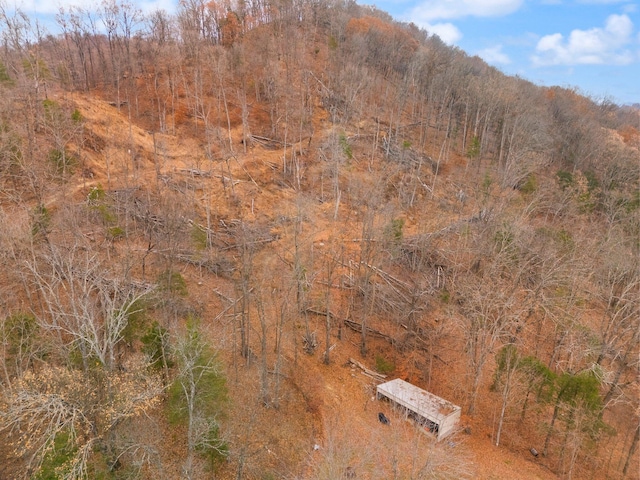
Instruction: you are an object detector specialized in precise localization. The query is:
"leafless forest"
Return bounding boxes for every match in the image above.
[0,1,638,479]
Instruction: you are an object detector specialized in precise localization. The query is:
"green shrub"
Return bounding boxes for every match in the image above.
[0,61,13,86]
[33,431,76,480]
[519,174,537,194]
[42,98,58,112]
[557,170,573,190]
[386,218,404,244]
[439,289,451,304]
[157,270,188,297]
[87,186,127,239]
[626,190,640,212]
[88,184,106,204]
[23,57,50,82]
[31,204,51,239]
[107,226,125,240]
[141,321,173,371]
[493,224,518,260]
[71,108,83,123]
[96,205,116,225]
[584,170,599,191]
[4,312,42,373]
[375,355,395,375]
[467,135,480,158]
[556,229,575,251]
[5,312,38,355]
[68,343,103,370]
[168,319,228,469]
[192,224,208,250]
[119,297,150,344]
[49,148,76,175]
[384,218,404,258]
[197,422,229,469]
[167,321,228,424]
[339,133,352,159]
[482,172,492,199]
[0,129,23,168]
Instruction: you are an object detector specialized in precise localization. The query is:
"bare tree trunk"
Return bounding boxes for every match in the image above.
[273,295,288,410]
[238,227,253,363]
[623,422,639,477]
[323,249,338,365]
[544,401,561,457]
[496,376,509,447]
[256,293,269,406]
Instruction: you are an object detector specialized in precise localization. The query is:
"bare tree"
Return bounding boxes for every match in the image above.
[255,290,271,406]
[322,242,342,365]
[455,220,531,414]
[25,242,154,371]
[100,0,143,109]
[457,274,521,415]
[235,222,256,362]
[0,359,163,479]
[491,343,529,447]
[169,319,228,479]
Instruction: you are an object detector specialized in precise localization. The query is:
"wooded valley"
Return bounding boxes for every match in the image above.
[0,1,638,478]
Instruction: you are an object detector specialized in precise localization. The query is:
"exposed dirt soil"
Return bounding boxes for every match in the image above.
[29,88,632,480]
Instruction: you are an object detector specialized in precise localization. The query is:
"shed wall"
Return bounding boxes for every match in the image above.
[376,378,461,440]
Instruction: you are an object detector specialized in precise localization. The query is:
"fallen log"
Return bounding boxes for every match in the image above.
[348,358,387,381]
[179,168,212,177]
[249,134,292,149]
[305,307,337,318]
[344,319,393,343]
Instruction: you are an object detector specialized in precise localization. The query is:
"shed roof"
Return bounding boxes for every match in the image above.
[376,378,460,422]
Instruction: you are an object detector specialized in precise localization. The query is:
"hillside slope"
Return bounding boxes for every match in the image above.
[0,2,638,479]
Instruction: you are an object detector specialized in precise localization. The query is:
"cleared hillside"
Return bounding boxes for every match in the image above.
[0,1,638,479]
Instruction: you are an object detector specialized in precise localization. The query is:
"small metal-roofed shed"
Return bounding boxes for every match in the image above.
[376,378,461,440]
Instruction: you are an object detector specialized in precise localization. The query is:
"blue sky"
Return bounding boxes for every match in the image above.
[8,0,639,105]
[361,0,640,105]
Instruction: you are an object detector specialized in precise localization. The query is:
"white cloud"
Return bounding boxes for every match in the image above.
[409,0,524,22]
[407,0,523,45]
[478,45,511,64]
[532,14,637,66]
[136,0,178,15]
[424,22,463,44]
